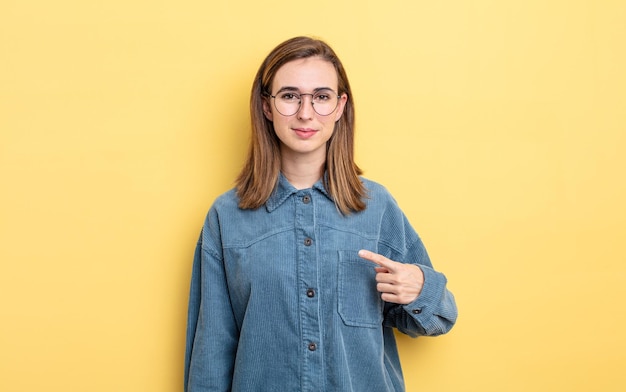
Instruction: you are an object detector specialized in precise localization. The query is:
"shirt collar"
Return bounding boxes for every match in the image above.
[265,172,333,212]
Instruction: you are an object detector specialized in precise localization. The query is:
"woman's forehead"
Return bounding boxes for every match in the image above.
[272,57,338,90]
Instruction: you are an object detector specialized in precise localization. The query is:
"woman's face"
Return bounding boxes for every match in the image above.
[263,57,347,163]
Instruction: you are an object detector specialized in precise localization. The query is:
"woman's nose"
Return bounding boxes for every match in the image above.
[297,94,315,119]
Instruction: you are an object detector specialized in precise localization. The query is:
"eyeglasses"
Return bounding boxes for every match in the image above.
[266,88,341,117]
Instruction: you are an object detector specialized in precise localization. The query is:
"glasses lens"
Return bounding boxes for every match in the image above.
[274,92,300,116]
[273,89,339,116]
[311,89,339,116]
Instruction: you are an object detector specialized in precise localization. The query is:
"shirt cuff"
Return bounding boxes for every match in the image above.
[402,265,446,324]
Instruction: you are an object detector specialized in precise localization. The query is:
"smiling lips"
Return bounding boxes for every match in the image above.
[293,128,317,139]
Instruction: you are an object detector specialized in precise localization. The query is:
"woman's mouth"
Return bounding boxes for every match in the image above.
[293,128,317,139]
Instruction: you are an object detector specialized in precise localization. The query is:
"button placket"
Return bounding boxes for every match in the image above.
[294,190,321,384]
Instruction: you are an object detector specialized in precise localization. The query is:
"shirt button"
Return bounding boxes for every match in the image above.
[412,308,422,315]
[304,238,312,246]
[308,342,317,351]
[306,289,315,298]
[303,195,311,204]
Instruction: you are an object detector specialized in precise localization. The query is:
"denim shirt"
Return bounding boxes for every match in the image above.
[185,175,457,392]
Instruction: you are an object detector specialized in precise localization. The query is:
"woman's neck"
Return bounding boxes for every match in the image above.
[280,152,325,190]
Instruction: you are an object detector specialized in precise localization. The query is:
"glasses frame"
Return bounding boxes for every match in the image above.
[265,89,341,117]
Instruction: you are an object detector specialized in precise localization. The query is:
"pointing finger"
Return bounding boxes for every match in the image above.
[358,249,396,271]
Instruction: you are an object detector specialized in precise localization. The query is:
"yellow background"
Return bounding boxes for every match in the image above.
[1,0,625,391]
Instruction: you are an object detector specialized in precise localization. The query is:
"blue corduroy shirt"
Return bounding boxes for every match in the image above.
[185,175,457,391]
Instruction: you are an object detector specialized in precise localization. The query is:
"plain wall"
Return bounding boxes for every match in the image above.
[1,1,625,391]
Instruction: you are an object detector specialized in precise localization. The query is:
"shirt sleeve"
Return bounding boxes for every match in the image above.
[184,208,239,392]
[377,196,458,337]
[382,238,458,337]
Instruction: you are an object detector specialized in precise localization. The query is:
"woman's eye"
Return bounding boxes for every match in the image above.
[315,94,330,101]
[280,93,299,101]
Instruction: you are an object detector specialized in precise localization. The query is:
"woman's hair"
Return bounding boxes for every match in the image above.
[235,36,366,215]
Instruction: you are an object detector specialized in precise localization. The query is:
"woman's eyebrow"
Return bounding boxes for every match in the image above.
[275,86,334,93]
[275,86,299,93]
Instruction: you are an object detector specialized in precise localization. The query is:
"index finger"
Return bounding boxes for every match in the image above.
[358,249,396,271]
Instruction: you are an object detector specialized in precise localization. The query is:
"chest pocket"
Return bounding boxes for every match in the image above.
[337,250,384,328]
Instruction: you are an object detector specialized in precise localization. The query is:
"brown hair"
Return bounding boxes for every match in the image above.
[235,36,366,214]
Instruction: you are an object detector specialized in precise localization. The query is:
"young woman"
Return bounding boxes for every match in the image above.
[184,36,457,392]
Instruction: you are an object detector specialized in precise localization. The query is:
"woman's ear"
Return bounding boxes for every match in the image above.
[334,93,348,122]
[262,98,273,121]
